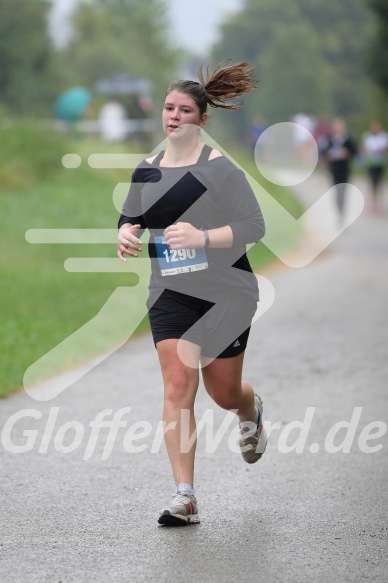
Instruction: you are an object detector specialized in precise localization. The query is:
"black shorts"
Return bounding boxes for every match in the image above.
[368,165,385,187]
[147,289,257,359]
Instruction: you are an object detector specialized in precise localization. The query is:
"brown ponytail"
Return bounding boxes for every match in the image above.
[166,60,258,116]
[198,61,258,110]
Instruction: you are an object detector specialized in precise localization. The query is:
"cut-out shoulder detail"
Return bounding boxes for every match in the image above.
[146,154,158,164]
[208,149,223,160]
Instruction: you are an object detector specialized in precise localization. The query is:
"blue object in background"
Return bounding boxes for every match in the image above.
[54,87,92,121]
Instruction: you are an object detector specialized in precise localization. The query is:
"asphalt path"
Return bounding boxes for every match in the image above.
[1,171,387,583]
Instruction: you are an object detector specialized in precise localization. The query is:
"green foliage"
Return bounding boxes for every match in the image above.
[0,0,57,115]
[211,0,373,134]
[0,0,179,118]
[60,0,179,105]
[256,23,333,122]
[0,121,70,190]
[368,0,388,94]
[296,0,373,115]
[0,125,137,397]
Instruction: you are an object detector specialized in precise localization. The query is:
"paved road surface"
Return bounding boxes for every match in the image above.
[1,172,387,582]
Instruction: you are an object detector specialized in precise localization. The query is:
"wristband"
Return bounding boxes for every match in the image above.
[203,229,210,248]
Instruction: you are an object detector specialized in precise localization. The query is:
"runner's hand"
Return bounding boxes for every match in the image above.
[164,222,205,250]
[118,224,142,262]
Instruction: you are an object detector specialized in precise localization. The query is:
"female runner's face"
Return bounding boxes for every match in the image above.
[162,90,207,139]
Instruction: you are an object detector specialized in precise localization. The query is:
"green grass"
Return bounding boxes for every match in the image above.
[234,148,304,270]
[0,127,304,398]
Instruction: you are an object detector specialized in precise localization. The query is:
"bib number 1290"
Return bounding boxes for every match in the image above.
[163,248,196,262]
[155,235,208,276]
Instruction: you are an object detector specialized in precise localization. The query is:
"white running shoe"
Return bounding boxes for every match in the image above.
[239,393,267,464]
[158,489,200,526]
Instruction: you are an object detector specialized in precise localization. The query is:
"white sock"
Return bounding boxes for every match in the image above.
[177,483,194,496]
[239,405,260,431]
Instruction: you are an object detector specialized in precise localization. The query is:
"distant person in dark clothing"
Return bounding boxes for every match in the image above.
[323,118,358,220]
[247,115,267,152]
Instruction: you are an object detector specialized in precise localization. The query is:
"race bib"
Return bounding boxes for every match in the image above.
[155,235,208,276]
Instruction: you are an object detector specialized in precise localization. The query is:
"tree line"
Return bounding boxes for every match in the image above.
[0,0,178,117]
[0,0,387,133]
[209,0,387,137]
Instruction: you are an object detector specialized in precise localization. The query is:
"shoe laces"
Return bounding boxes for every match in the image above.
[240,422,259,440]
[172,489,194,504]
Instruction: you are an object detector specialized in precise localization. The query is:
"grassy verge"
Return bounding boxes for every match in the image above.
[234,148,304,270]
[0,127,303,398]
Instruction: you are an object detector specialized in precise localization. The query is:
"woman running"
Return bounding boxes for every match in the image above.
[118,61,267,526]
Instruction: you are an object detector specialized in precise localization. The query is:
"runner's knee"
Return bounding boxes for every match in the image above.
[164,370,198,407]
[204,380,240,410]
